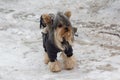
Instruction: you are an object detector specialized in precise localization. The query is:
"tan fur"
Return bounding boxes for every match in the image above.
[60,52,67,61]
[42,14,51,24]
[61,27,73,45]
[54,27,73,51]
[61,53,76,70]
[54,28,65,51]
[44,52,49,64]
[49,61,61,72]
[64,11,71,19]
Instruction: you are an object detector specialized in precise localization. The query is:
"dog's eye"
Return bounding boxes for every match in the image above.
[58,23,62,28]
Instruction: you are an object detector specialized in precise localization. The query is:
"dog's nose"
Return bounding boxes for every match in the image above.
[65,27,68,32]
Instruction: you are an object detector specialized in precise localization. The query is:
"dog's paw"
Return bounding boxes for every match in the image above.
[44,53,49,64]
[49,61,61,72]
[64,55,76,70]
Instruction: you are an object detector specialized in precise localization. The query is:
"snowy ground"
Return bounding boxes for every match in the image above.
[0,0,120,80]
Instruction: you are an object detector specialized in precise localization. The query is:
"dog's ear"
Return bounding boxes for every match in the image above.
[64,11,71,19]
[42,14,52,24]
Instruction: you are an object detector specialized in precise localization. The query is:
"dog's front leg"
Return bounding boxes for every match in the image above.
[62,46,76,70]
[46,41,61,72]
[47,52,61,72]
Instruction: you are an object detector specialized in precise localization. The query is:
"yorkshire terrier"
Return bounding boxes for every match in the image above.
[40,11,77,72]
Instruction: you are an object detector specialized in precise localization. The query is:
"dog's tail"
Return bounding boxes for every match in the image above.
[40,13,55,29]
[40,15,46,29]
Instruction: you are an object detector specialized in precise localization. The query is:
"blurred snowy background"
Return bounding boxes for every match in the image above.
[0,0,120,80]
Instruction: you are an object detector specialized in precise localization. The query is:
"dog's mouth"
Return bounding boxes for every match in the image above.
[60,27,73,44]
[61,37,70,49]
[61,37,68,44]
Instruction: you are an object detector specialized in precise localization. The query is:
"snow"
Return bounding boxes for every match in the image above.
[0,0,120,80]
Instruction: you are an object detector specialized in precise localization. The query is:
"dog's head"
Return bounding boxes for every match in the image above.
[48,11,73,50]
[53,11,74,46]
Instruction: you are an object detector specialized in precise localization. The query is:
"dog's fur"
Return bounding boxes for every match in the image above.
[40,11,76,72]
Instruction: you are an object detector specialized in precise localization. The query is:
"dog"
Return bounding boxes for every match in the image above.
[40,11,76,72]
